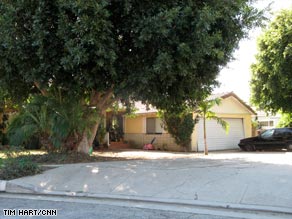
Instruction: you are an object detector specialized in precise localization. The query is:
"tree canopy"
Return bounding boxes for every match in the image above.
[1,0,263,110]
[277,113,292,128]
[251,9,292,113]
[0,0,263,152]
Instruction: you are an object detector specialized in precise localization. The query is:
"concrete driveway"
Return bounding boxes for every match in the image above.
[4,151,292,214]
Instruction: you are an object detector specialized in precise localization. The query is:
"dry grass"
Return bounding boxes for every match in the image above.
[0,148,200,165]
[93,150,199,160]
[0,149,139,165]
[1,150,45,156]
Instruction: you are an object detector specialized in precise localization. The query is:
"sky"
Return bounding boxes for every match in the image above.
[214,0,292,104]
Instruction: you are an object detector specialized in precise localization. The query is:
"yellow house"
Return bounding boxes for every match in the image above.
[124,92,256,152]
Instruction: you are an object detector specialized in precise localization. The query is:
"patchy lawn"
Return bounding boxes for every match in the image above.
[0,149,200,165]
[0,148,201,180]
[0,149,139,180]
[0,150,138,165]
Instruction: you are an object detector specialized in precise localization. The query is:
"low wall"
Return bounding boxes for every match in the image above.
[124,133,182,151]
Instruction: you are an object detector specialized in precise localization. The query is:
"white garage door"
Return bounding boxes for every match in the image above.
[198,118,244,151]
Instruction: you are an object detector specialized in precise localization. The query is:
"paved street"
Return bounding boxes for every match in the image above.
[0,194,242,219]
[0,193,290,219]
[2,151,292,219]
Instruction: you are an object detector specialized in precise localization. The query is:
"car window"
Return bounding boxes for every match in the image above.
[283,129,292,137]
[274,129,284,137]
[260,129,275,139]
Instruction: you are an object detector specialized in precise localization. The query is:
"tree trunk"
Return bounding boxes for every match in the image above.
[77,132,90,154]
[77,118,100,154]
[203,116,208,155]
[76,89,114,154]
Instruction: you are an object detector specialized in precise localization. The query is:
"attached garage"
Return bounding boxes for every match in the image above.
[191,92,256,152]
[197,118,245,151]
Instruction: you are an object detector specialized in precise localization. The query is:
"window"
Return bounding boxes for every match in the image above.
[259,121,274,127]
[146,117,163,134]
[274,129,284,137]
[260,129,274,139]
[275,128,292,137]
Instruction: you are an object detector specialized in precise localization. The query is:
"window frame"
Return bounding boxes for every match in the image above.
[146,117,163,134]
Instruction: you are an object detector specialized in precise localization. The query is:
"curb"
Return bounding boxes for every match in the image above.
[0,180,6,192]
[2,180,292,216]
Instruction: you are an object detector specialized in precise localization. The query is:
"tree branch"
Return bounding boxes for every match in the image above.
[34,81,48,96]
[97,88,114,109]
[89,86,115,111]
[89,90,102,106]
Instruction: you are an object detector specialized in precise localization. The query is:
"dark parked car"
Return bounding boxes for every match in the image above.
[238,128,292,151]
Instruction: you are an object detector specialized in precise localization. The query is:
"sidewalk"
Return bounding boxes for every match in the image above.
[1,151,292,215]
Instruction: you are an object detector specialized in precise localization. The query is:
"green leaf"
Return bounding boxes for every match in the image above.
[251,9,292,113]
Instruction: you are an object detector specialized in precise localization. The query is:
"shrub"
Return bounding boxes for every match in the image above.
[160,112,196,151]
[0,133,8,145]
[0,148,41,180]
[23,136,41,150]
[7,94,98,152]
[0,113,9,146]
[7,96,53,150]
[0,156,41,180]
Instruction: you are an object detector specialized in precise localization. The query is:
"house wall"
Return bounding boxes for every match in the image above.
[211,96,250,114]
[124,116,144,133]
[124,113,182,151]
[124,133,181,151]
[255,111,281,130]
[125,96,254,152]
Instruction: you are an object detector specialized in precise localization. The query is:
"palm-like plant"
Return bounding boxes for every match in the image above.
[197,98,229,155]
[7,93,98,152]
[7,96,53,150]
[50,97,98,151]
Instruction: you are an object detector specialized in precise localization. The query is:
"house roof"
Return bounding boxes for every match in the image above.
[134,101,158,114]
[134,92,256,115]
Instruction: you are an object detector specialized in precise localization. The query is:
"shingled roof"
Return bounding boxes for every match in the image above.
[133,91,256,115]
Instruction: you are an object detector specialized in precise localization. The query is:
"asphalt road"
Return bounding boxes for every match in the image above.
[0,193,290,219]
[2,151,292,219]
[0,195,240,219]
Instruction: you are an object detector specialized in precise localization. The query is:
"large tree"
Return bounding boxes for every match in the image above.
[0,0,263,153]
[251,9,292,113]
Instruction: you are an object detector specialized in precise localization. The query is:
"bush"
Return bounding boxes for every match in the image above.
[0,113,9,146]
[23,136,41,150]
[0,156,41,180]
[7,94,98,152]
[0,148,41,180]
[0,133,8,145]
[160,112,196,151]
